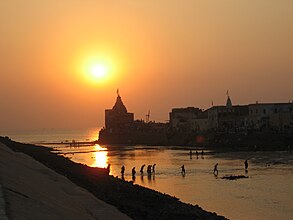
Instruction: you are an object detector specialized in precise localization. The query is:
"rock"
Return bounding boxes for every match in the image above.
[221,175,248,180]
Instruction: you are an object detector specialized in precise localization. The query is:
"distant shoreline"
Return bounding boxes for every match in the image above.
[98,130,293,151]
[0,137,226,220]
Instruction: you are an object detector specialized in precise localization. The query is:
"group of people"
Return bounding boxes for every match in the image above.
[189,150,204,159]
[140,164,156,175]
[180,159,249,176]
[120,163,157,180]
[111,157,249,180]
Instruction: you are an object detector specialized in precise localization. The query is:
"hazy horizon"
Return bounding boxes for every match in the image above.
[1,0,292,131]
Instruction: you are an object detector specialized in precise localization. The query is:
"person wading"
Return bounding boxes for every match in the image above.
[213,163,218,176]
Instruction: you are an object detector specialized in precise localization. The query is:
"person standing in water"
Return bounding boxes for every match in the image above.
[140,164,145,174]
[132,167,136,177]
[121,165,125,178]
[152,164,156,173]
[131,167,136,181]
[213,163,218,176]
[181,165,185,175]
[244,160,248,171]
[147,165,152,175]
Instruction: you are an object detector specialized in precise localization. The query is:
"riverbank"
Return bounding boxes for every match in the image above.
[0,137,225,220]
[0,140,130,220]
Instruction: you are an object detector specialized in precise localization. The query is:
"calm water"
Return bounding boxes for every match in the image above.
[3,129,293,220]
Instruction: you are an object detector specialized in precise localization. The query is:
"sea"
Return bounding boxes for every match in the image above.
[2,128,293,220]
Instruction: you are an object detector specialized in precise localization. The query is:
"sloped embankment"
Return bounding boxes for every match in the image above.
[0,137,226,220]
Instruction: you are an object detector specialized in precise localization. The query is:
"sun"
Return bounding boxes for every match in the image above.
[78,54,116,85]
[90,64,107,79]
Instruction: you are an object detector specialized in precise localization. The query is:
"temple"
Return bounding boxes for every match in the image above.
[105,91,134,131]
[99,90,168,144]
[98,90,293,147]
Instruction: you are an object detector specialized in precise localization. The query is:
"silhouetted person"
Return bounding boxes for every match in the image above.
[196,151,199,159]
[244,160,248,171]
[213,163,218,176]
[201,150,204,158]
[181,165,185,175]
[121,165,125,179]
[140,164,145,174]
[107,164,111,174]
[132,167,136,177]
[152,164,156,173]
[147,165,152,175]
[189,150,192,159]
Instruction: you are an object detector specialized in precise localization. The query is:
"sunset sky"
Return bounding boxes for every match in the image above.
[1,0,292,131]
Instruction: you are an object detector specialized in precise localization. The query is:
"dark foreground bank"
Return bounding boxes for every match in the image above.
[0,137,226,220]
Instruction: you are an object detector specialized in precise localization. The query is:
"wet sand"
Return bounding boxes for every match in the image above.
[0,137,225,220]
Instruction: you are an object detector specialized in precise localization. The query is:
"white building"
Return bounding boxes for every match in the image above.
[169,107,207,131]
[248,102,293,130]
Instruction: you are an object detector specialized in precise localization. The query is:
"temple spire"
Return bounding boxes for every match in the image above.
[112,90,127,113]
[226,90,232,107]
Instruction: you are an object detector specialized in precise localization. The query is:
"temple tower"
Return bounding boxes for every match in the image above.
[226,90,232,108]
[105,90,134,130]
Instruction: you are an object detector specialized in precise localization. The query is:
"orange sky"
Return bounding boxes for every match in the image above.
[0,0,293,131]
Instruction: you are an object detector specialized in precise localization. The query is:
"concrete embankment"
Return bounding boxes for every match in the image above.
[0,184,8,220]
[0,137,226,220]
[0,141,130,220]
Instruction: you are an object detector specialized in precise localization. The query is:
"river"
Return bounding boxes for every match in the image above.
[3,128,293,220]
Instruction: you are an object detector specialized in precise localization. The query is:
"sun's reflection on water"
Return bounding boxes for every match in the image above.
[89,130,99,141]
[91,144,108,168]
